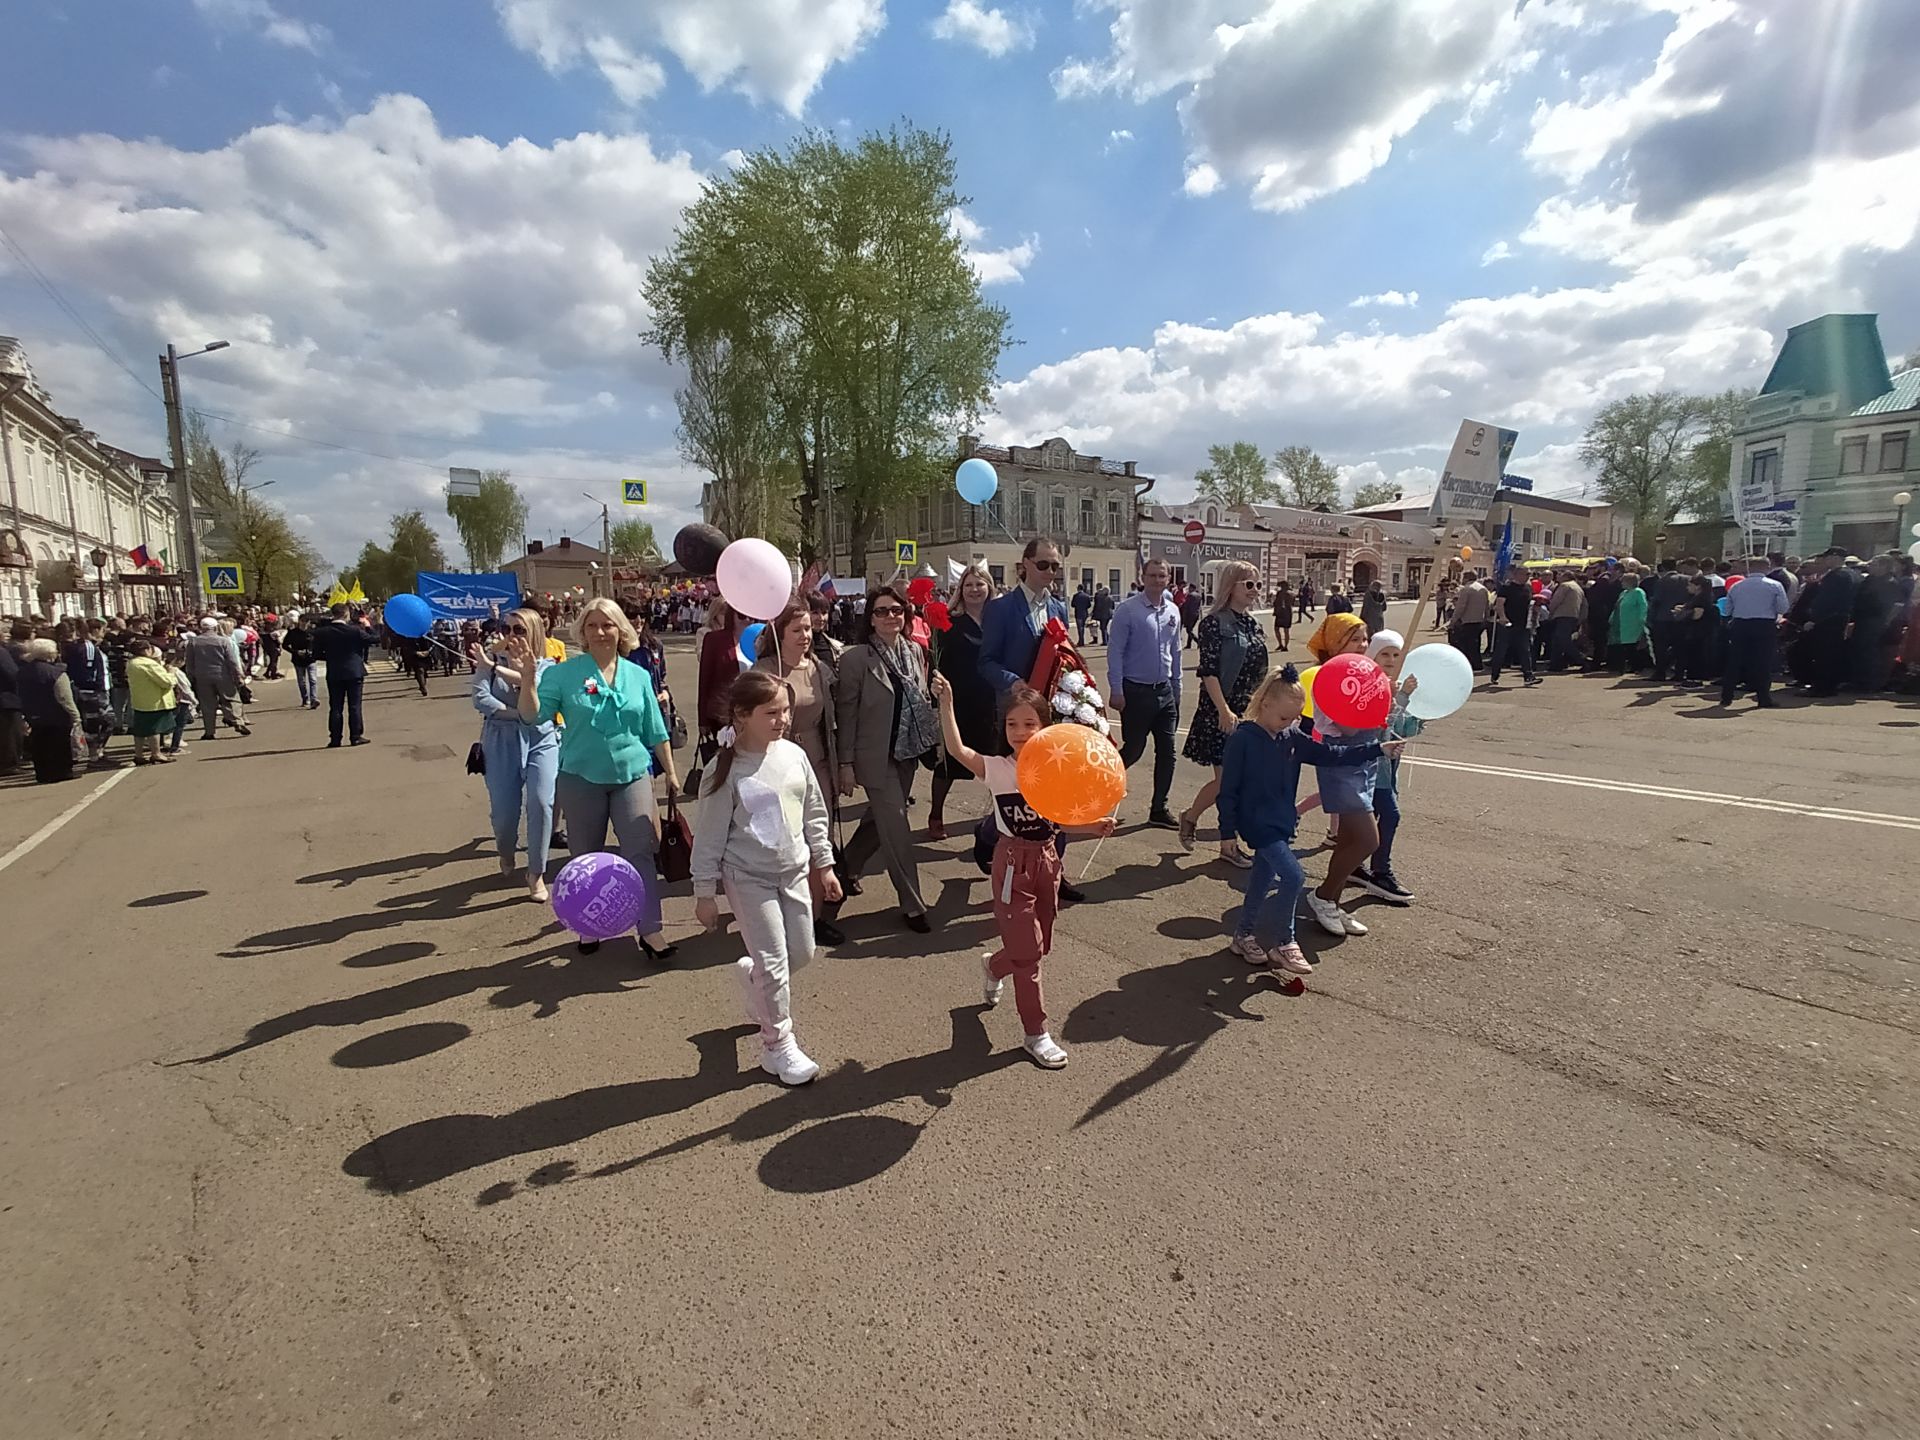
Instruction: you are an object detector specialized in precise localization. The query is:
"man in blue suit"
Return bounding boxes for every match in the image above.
[979,538,1070,694]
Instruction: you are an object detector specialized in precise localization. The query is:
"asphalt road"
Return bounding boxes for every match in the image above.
[2,607,1917,1440]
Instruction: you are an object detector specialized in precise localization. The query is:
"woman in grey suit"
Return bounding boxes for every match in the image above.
[835,584,935,934]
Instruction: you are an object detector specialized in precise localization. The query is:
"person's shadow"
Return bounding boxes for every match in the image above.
[343,1007,1020,1199]
[1062,914,1296,1129]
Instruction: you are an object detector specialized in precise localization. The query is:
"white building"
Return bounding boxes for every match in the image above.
[1,336,185,618]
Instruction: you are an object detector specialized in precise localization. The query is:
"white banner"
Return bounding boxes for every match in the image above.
[1430,420,1509,530]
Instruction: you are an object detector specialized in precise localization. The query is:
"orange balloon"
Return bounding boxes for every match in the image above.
[1460,546,1474,560]
[1016,722,1127,826]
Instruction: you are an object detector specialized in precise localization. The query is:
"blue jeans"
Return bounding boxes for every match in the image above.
[1239,836,1306,945]
[295,661,317,705]
[168,702,192,754]
[1370,782,1401,872]
[482,724,559,878]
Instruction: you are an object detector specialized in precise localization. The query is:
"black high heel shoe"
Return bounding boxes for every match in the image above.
[639,936,677,962]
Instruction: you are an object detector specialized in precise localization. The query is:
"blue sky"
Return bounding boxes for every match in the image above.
[3,0,1917,567]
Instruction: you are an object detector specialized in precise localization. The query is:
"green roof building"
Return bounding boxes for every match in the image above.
[1730,314,1914,555]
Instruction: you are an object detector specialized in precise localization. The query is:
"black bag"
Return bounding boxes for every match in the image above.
[683,732,718,799]
[657,794,694,883]
[237,680,254,707]
[465,741,486,775]
[668,701,688,750]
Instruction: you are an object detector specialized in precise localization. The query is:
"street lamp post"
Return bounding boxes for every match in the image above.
[160,339,230,608]
[1896,491,1912,547]
[89,546,109,616]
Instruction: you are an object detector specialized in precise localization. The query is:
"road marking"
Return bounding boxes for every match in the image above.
[0,767,134,876]
[1403,755,1920,832]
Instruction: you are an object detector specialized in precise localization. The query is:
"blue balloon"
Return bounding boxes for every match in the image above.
[955,457,999,506]
[385,593,433,638]
[737,622,766,665]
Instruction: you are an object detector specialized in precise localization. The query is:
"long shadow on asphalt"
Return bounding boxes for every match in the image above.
[176,937,662,1063]
[1063,928,1298,1130]
[223,872,521,956]
[298,838,490,888]
[343,1007,1022,1198]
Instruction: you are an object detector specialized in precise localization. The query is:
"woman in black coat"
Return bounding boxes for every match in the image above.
[928,565,998,841]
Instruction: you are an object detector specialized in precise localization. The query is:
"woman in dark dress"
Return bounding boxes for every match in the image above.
[1178,560,1269,867]
[928,564,997,841]
[18,639,82,784]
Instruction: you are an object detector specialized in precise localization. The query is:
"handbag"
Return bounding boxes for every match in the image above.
[465,741,486,775]
[657,793,694,883]
[668,700,688,750]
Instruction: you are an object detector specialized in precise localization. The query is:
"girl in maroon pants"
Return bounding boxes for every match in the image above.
[931,676,1114,1069]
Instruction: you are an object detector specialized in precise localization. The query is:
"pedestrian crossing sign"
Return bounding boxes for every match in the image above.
[203,563,244,594]
[621,479,648,506]
[895,540,917,567]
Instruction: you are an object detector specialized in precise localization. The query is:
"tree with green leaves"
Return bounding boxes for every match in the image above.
[608,518,658,561]
[1272,445,1342,510]
[1349,478,1404,509]
[1673,387,1755,523]
[351,510,448,598]
[446,469,529,572]
[183,413,325,600]
[644,124,1010,572]
[1578,391,1711,554]
[1192,441,1278,508]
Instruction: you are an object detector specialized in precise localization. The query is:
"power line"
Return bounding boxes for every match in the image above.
[0,220,162,403]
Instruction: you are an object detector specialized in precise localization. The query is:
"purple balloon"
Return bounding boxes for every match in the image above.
[551,852,647,939]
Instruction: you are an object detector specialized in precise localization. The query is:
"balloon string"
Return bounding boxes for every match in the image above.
[1077,809,1118,881]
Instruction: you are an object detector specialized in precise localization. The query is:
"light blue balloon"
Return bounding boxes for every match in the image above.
[737,622,766,665]
[385,593,433,638]
[955,457,999,506]
[1401,642,1473,721]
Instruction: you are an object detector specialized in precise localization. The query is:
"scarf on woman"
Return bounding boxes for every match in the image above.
[875,635,938,762]
[1306,611,1366,663]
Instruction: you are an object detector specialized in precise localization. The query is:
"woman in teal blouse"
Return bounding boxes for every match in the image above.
[513,598,682,958]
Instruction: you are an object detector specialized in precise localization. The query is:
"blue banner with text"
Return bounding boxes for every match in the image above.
[417,571,521,620]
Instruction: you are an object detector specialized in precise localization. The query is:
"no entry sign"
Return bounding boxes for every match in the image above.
[1184,520,1207,545]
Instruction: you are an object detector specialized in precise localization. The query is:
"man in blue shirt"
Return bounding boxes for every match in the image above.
[1721,555,1789,708]
[979,538,1070,694]
[1106,558,1183,828]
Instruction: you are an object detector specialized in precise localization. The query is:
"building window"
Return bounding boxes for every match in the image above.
[917,494,929,536]
[1080,496,1095,535]
[988,563,1005,587]
[1107,498,1122,536]
[1544,528,1556,547]
[1050,492,1066,535]
[1749,449,1780,490]
[1881,433,1909,472]
[1078,566,1093,587]
[1206,506,1219,527]
[1107,568,1120,590]
[942,491,956,536]
[987,492,1005,532]
[1018,489,1036,534]
[1522,526,1535,543]
[1841,437,1868,474]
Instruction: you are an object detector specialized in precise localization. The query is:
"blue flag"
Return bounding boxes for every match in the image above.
[1493,509,1515,581]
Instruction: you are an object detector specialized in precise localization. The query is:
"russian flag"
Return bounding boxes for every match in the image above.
[128,544,157,570]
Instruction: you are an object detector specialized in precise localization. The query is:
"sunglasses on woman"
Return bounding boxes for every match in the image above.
[506,624,528,635]
[870,604,905,617]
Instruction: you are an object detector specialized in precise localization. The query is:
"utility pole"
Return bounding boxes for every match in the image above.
[160,345,202,608]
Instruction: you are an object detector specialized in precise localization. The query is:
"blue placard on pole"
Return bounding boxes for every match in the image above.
[416,572,521,620]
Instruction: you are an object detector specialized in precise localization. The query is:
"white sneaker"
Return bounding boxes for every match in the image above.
[1339,910,1369,936]
[1268,942,1315,976]
[1229,933,1269,966]
[981,952,1004,1008]
[1023,1032,1068,1069]
[1305,892,1349,937]
[760,1035,820,1086]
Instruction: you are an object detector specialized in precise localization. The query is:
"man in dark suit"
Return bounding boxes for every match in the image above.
[979,539,1070,694]
[314,603,375,746]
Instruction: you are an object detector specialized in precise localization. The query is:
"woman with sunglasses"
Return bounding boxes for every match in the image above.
[835,584,936,933]
[472,607,562,902]
[1176,561,1269,866]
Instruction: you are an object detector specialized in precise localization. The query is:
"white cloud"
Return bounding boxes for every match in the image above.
[948,209,1039,285]
[1106,128,1135,152]
[493,0,886,114]
[931,1,1034,58]
[191,0,328,51]
[0,96,707,564]
[1481,240,1513,265]
[1351,290,1419,309]
[1056,0,1546,212]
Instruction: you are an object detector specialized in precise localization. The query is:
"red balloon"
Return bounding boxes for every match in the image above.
[1312,653,1392,729]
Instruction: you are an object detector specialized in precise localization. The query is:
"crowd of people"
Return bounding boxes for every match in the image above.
[1428,547,1919,704]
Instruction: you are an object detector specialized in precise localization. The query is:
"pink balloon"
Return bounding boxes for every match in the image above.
[1313,653,1392,729]
[715,538,793,621]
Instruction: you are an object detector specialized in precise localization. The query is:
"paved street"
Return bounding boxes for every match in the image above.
[3,617,1918,1440]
